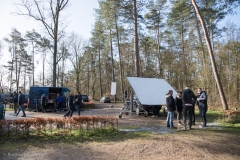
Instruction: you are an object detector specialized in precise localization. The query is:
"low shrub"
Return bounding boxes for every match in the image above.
[83,102,95,108]
[0,116,117,139]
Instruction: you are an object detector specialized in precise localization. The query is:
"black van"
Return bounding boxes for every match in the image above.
[28,86,71,111]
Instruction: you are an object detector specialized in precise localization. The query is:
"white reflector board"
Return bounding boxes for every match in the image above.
[127,77,177,105]
[111,82,116,95]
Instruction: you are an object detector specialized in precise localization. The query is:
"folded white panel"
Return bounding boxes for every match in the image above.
[127,77,177,105]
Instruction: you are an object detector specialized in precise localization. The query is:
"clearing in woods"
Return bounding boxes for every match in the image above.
[0,103,240,160]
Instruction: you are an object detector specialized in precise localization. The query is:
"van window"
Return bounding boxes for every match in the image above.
[62,88,70,97]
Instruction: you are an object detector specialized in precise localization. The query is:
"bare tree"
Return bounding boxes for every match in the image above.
[68,33,86,92]
[192,0,228,110]
[14,0,69,87]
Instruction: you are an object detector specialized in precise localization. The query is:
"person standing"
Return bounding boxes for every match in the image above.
[197,88,208,128]
[13,91,18,116]
[182,87,196,130]
[16,91,26,117]
[166,90,176,129]
[75,92,82,116]
[41,94,47,113]
[175,91,183,125]
[64,92,74,117]
[56,93,63,111]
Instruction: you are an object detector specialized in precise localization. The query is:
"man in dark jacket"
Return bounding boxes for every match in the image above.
[75,92,82,116]
[182,87,196,130]
[197,88,208,128]
[13,91,18,116]
[166,90,176,129]
[16,91,26,117]
[64,92,74,117]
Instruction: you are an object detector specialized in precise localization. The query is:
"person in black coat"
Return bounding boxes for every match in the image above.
[16,91,26,117]
[75,92,82,116]
[197,88,208,128]
[64,92,74,117]
[175,91,183,125]
[182,87,196,130]
[166,90,176,129]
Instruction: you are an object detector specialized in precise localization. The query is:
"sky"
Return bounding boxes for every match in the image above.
[0,0,99,89]
[0,0,239,47]
[0,0,99,41]
[0,0,239,88]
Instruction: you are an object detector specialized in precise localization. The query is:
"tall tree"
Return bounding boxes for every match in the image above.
[4,29,27,92]
[14,0,69,86]
[192,0,228,110]
[91,20,106,98]
[25,29,41,86]
[144,0,167,78]
[36,37,51,86]
[68,33,86,92]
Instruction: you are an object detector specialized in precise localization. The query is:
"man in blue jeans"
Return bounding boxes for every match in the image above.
[166,90,176,129]
[16,91,26,117]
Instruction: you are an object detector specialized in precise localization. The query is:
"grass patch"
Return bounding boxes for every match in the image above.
[194,109,240,133]
[0,128,152,150]
[4,107,14,111]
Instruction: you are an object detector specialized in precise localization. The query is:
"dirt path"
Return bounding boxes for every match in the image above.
[1,132,239,160]
[1,103,240,160]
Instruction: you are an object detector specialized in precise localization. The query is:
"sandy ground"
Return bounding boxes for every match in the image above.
[1,103,240,160]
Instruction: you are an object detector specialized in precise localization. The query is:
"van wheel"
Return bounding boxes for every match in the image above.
[119,114,122,118]
[144,111,148,117]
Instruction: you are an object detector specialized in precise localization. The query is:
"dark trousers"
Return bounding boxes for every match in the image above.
[64,105,74,117]
[152,106,159,116]
[199,103,207,126]
[192,105,195,124]
[57,102,62,110]
[177,111,182,121]
[76,104,81,115]
[183,106,193,129]
[14,102,18,114]
[16,104,26,116]
[41,104,46,112]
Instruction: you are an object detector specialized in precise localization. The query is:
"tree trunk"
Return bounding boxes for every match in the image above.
[194,11,208,85]
[110,29,116,101]
[192,0,228,110]
[181,24,188,87]
[133,0,140,77]
[114,13,124,102]
[98,43,102,98]
[31,41,35,86]
[53,22,58,87]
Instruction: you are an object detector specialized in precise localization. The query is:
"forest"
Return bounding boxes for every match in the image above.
[0,0,240,109]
